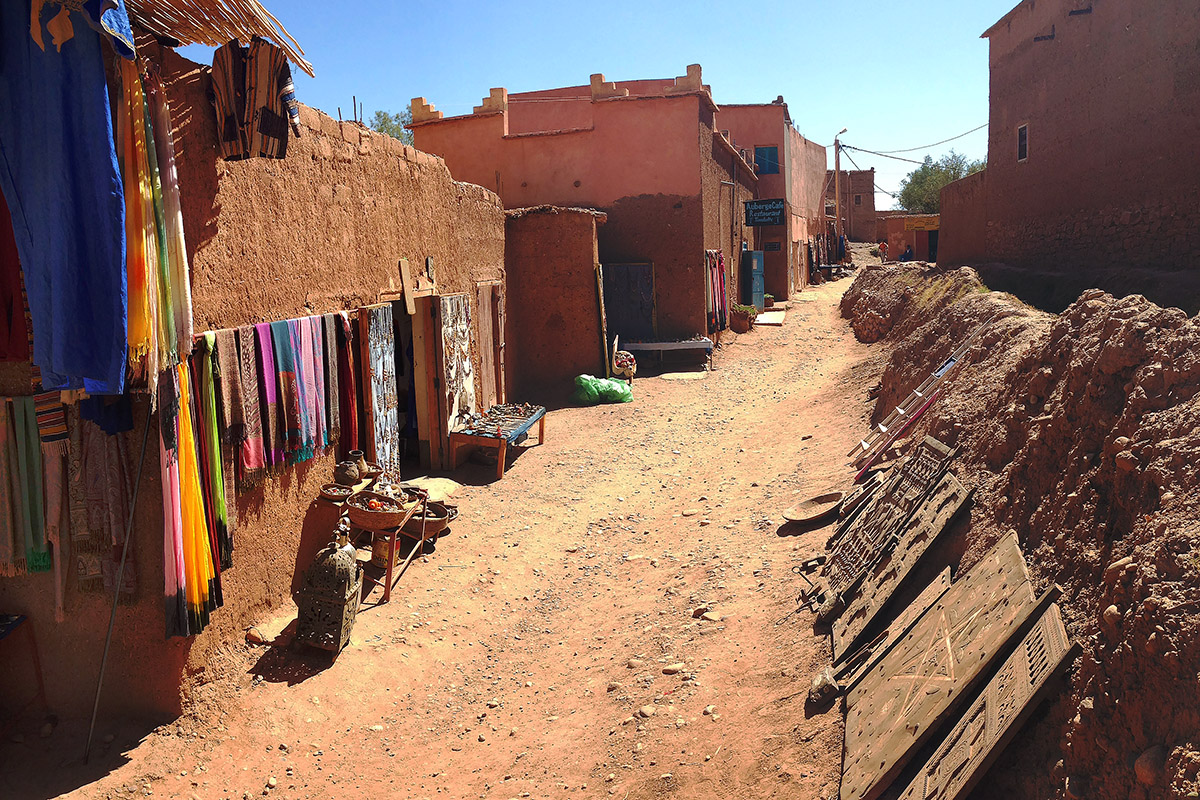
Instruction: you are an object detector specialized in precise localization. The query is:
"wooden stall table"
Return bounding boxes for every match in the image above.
[318,482,430,605]
[620,337,715,371]
[449,404,547,480]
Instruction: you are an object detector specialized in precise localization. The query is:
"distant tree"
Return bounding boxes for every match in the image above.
[896,150,985,213]
[369,109,414,146]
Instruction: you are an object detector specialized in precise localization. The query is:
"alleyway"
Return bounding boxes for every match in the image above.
[9,279,883,800]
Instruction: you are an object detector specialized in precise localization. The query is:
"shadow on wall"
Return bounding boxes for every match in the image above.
[975,262,1200,315]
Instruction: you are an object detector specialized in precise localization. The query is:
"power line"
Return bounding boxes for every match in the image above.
[840,146,898,199]
[840,145,928,166]
[869,123,988,154]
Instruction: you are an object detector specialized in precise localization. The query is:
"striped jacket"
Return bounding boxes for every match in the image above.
[210,37,301,160]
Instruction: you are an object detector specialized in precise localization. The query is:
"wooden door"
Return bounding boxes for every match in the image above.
[602,262,654,341]
[475,282,500,411]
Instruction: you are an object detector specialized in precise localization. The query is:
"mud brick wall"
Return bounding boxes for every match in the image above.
[504,207,606,401]
[0,45,504,720]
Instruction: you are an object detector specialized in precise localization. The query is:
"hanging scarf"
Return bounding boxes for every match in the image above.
[302,317,326,454]
[81,416,137,602]
[36,390,69,619]
[141,68,174,376]
[322,314,341,445]
[255,322,283,467]
[213,329,241,530]
[159,369,189,637]
[146,71,193,360]
[196,332,231,569]
[336,311,358,458]
[270,320,303,462]
[0,400,19,575]
[236,326,266,485]
[119,59,155,374]
[66,404,102,591]
[177,362,221,632]
[10,398,49,573]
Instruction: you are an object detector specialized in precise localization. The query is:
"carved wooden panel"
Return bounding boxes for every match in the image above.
[438,294,477,434]
[841,533,1036,800]
[834,472,971,660]
[837,568,952,693]
[361,304,400,474]
[896,604,1076,800]
[824,437,955,598]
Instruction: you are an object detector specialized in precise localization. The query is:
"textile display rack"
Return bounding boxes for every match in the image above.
[449,404,547,480]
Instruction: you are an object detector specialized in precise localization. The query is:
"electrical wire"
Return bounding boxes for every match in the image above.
[840,145,928,166]
[868,123,988,154]
[839,148,898,199]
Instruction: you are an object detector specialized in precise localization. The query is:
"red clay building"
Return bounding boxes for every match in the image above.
[409,66,760,343]
[939,0,1200,311]
[824,169,876,243]
[875,212,940,262]
[718,100,827,298]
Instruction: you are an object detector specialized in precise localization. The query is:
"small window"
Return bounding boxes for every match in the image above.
[854,194,862,206]
[1017,124,1028,161]
[754,146,780,174]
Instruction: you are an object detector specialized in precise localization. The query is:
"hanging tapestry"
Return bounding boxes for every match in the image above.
[360,304,400,474]
[439,294,476,433]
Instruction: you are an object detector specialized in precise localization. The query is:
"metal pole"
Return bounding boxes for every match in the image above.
[83,407,154,764]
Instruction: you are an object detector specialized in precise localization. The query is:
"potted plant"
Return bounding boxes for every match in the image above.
[730,303,757,333]
[764,293,775,308]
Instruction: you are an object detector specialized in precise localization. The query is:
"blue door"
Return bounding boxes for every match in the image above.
[741,251,765,311]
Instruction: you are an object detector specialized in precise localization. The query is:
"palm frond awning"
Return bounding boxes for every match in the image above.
[126,0,313,76]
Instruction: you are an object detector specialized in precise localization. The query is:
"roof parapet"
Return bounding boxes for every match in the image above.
[473,88,508,115]
[590,73,630,100]
[410,97,443,124]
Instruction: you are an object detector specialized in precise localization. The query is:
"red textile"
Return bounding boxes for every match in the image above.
[336,313,358,459]
[0,193,30,362]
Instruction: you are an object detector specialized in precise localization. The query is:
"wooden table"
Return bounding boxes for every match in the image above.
[319,482,429,605]
[449,405,547,480]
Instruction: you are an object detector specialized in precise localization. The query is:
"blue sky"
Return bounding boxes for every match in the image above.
[183,0,1016,209]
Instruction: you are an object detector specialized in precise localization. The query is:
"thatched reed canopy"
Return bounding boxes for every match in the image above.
[126,0,313,76]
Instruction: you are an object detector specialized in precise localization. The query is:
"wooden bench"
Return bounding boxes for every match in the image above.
[449,405,547,480]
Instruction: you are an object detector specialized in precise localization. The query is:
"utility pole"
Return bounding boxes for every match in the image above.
[834,128,847,262]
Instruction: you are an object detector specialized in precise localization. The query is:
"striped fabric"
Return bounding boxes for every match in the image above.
[33,391,68,446]
[210,37,301,161]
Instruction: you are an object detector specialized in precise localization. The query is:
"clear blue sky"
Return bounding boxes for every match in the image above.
[183,0,1016,210]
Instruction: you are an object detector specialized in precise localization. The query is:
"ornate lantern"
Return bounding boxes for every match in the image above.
[296,518,362,652]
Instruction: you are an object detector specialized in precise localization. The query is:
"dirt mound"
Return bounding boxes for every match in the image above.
[843,268,1200,799]
[839,262,989,344]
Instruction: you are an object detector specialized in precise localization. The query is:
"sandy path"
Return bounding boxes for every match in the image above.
[25,279,882,800]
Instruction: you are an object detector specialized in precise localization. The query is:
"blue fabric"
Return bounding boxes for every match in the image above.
[80,0,137,60]
[0,2,127,393]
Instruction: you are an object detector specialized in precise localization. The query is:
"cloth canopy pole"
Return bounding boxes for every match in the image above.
[82,406,153,764]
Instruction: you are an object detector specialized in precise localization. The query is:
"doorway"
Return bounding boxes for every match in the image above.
[601,262,655,341]
[928,230,940,262]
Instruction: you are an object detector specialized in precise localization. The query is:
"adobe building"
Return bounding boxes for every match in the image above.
[939,0,1200,312]
[717,99,827,299]
[409,66,760,343]
[824,168,877,242]
[876,212,940,261]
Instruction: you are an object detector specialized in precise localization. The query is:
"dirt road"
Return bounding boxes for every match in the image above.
[18,278,883,800]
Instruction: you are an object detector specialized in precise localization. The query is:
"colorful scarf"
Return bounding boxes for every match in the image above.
[11,398,49,573]
[119,58,157,376]
[336,311,358,458]
[159,369,189,637]
[196,333,231,569]
[0,400,19,575]
[67,404,101,592]
[146,69,193,361]
[293,319,315,461]
[236,326,266,484]
[213,328,241,530]
[255,322,283,467]
[303,316,326,454]
[177,362,221,632]
[322,314,341,446]
[270,320,303,462]
[141,68,174,376]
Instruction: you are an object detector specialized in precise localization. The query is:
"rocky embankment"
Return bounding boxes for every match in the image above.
[842,263,1200,800]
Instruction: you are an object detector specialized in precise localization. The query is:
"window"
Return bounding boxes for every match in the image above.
[1017,124,1028,161]
[854,194,862,206]
[754,146,780,174]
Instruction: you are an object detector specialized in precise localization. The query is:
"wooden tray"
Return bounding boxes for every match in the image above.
[783,491,845,524]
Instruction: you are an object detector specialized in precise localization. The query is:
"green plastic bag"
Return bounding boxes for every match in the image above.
[571,374,633,406]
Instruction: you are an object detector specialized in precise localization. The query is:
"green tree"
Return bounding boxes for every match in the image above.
[369,109,414,146]
[896,150,985,213]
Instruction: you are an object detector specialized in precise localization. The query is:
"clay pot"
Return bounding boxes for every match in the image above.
[730,311,752,334]
[349,449,369,476]
[333,460,360,486]
[764,297,775,308]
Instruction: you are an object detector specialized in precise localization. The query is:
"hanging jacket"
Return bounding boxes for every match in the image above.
[210,37,301,160]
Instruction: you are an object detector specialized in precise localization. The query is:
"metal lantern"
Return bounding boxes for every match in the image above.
[296,519,362,652]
